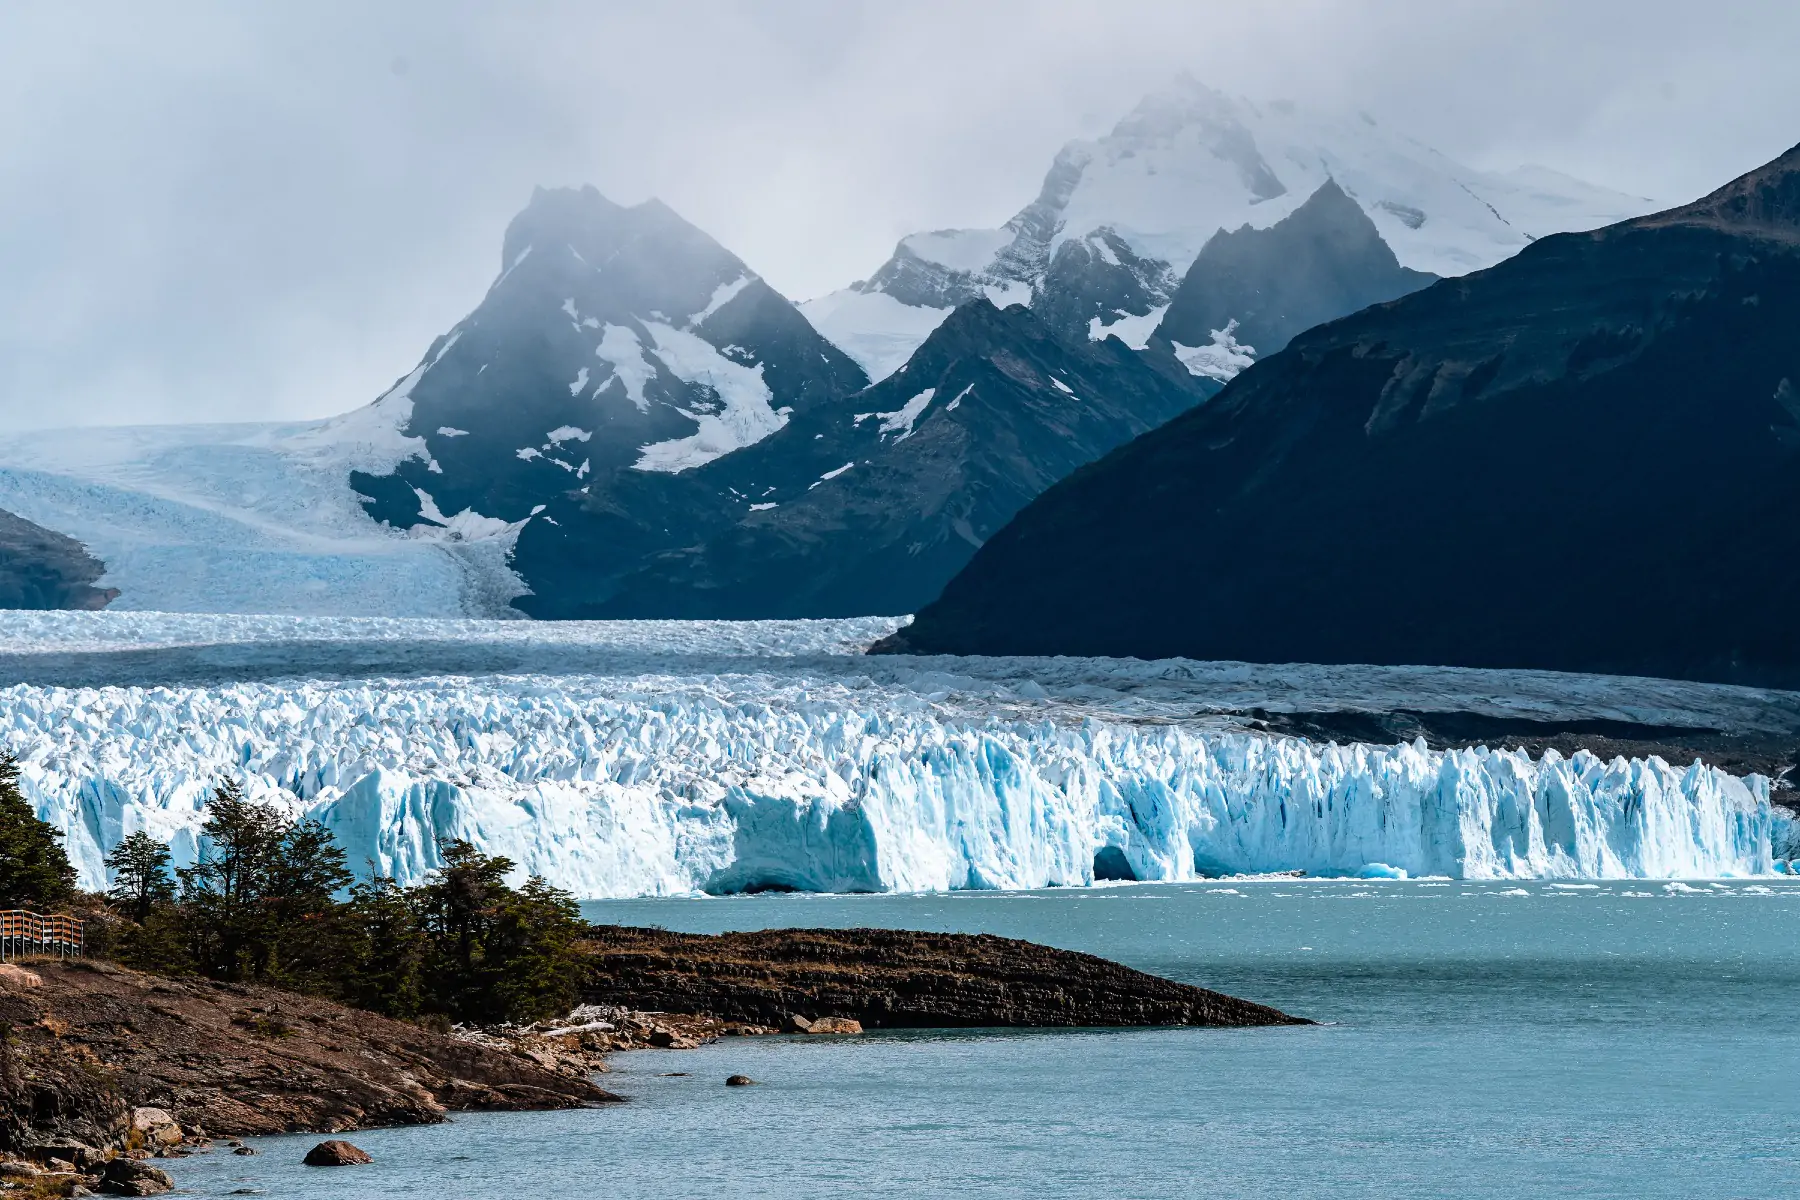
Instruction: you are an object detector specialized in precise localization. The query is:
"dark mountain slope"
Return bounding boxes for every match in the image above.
[0,509,115,610]
[885,145,1800,687]
[527,300,1206,618]
[1151,178,1436,362]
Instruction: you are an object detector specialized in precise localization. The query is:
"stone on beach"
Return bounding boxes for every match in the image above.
[303,1140,372,1166]
[97,1159,174,1195]
[129,1107,184,1148]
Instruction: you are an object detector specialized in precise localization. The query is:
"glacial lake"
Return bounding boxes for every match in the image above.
[175,880,1800,1198]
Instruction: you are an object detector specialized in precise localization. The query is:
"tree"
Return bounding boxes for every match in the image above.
[105,832,175,922]
[487,875,587,1023]
[0,754,75,909]
[178,781,287,980]
[178,782,350,983]
[338,875,428,1018]
[414,840,588,1024]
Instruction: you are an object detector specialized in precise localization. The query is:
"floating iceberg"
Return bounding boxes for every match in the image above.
[2,664,1788,896]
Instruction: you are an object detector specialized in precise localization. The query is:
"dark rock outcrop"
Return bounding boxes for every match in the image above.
[1150,178,1436,361]
[581,926,1305,1029]
[889,143,1800,688]
[97,1159,174,1195]
[0,508,116,610]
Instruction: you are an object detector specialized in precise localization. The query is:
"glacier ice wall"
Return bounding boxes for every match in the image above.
[2,675,1785,897]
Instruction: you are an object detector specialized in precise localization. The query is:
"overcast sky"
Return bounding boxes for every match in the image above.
[3,0,1796,431]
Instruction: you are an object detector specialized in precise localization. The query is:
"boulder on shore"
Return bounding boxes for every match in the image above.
[303,1140,372,1166]
[802,1016,863,1035]
[97,1158,174,1195]
[129,1107,183,1149]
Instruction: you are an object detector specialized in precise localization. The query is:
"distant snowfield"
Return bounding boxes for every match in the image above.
[798,289,953,383]
[1,612,1793,896]
[0,413,526,620]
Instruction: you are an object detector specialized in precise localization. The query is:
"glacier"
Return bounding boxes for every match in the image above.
[0,613,1792,896]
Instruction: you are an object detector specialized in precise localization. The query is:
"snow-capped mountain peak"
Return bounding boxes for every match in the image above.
[803,74,1655,378]
[350,184,866,543]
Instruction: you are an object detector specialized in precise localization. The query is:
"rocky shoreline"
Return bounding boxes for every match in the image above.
[0,928,1304,1191]
[580,925,1308,1029]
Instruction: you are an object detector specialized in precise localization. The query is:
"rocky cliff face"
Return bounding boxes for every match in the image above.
[889,144,1800,688]
[0,509,115,611]
[0,958,612,1151]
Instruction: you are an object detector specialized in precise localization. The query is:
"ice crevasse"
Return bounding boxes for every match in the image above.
[3,678,1789,896]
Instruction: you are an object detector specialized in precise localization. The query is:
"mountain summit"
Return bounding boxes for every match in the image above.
[803,76,1652,380]
[1151,178,1437,369]
[886,143,1800,688]
[349,185,866,549]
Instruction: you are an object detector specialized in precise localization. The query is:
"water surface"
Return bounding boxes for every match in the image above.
[176,881,1800,1198]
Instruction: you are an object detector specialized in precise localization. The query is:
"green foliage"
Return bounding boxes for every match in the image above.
[112,902,195,976]
[105,831,176,922]
[0,753,76,909]
[100,791,588,1027]
[416,842,586,1024]
[177,780,352,985]
[339,876,429,1019]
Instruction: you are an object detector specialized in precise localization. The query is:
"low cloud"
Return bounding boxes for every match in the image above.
[2,0,1795,428]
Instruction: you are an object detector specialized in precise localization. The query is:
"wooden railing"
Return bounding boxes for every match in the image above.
[0,910,84,960]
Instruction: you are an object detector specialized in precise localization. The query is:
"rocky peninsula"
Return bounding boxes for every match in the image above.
[0,925,1303,1185]
[580,925,1306,1029]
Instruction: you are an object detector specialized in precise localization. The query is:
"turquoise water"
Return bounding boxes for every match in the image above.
[175,880,1799,1198]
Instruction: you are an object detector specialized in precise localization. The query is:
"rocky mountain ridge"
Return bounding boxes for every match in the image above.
[521,297,1206,618]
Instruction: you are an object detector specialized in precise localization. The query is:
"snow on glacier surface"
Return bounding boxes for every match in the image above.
[0,612,1792,897]
[0,331,526,619]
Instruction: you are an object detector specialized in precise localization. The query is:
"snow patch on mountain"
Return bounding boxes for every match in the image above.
[687,275,753,327]
[632,322,785,472]
[1088,305,1169,350]
[1173,320,1257,382]
[856,389,936,440]
[901,229,1016,272]
[594,324,657,411]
